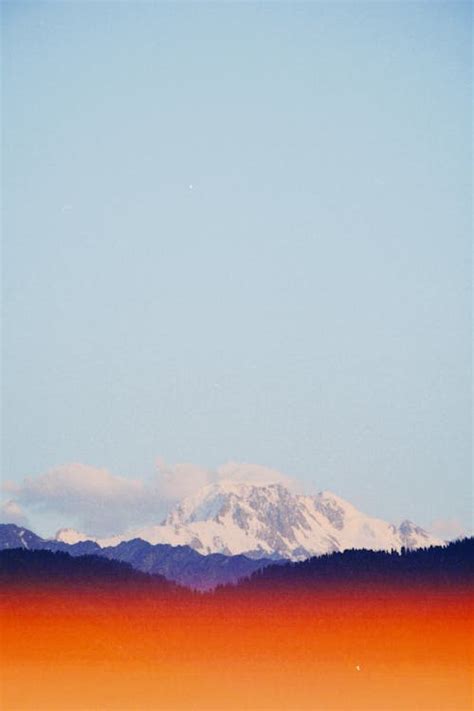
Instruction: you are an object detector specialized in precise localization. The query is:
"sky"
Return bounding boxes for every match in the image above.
[1,1,472,540]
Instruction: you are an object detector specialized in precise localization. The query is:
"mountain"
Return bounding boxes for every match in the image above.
[0,524,44,550]
[0,524,103,557]
[98,539,279,590]
[0,524,278,590]
[90,481,442,560]
[1,481,442,578]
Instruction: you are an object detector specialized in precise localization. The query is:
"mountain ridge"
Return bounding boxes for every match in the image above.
[1,538,471,595]
[66,481,441,559]
[0,523,279,590]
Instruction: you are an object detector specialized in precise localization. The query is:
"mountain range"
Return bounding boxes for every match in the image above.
[57,480,442,559]
[0,481,443,588]
[1,538,471,594]
[0,524,277,590]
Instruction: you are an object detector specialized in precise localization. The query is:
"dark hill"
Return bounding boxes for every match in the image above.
[0,548,183,593]
[221,538,474,596]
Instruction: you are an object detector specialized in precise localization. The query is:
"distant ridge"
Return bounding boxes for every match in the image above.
[0,524,279,590]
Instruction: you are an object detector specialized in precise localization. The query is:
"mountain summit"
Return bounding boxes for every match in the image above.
[88,481,441,559]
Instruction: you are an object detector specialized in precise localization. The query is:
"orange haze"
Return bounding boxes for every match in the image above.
[1,584,472,710]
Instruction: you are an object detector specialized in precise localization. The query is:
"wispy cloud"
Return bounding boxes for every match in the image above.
[4,463,152,537]
[0,500,30,527]
[155,458,294,500]
[429,517,468,541]
[3,460,296,537]
[154,459,212,501]
[216,461,295,489]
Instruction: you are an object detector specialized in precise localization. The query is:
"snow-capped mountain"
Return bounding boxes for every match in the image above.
[75,481,441,559]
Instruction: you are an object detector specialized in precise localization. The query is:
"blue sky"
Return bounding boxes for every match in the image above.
[2,1,471,538]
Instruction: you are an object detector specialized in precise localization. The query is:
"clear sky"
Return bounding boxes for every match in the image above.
[2,1,472,538]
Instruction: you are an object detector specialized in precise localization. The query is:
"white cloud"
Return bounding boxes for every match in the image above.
[154,459,295,499]
[3,459,298,537]
[429,517,468,541]
[155,458,212,501]
[216,461,295,489]
[0,500,30,527]
[5,463,156,537]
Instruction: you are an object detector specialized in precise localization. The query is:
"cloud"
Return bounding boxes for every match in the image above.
[216,461,295,489]
[5,463,155,537]
[154,459,295,500]
[3,460,298,538]
[0,500,30,527]
[429,517,468,541]
[155,458,212,501]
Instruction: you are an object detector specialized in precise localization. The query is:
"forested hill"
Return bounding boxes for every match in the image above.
[222,538,474,594]
[0,548,186,594]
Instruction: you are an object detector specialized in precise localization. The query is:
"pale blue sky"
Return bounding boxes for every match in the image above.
[2,1,472,537]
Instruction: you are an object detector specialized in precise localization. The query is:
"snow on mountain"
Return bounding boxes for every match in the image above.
[87,481,442,559]
[55,528,92,545]
[0,523,43,550]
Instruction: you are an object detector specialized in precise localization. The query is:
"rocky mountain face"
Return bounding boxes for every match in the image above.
[85,481,442,559]
[0,524,44,550]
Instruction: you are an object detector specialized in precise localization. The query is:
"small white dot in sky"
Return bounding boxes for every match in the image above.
[355,665,361,672]
[188,184,193,190]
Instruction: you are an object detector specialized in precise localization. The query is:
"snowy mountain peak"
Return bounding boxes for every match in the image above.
[165,480,293,528]
[96,480,442,560]
[397,520,435,549]
[316,489,357,508]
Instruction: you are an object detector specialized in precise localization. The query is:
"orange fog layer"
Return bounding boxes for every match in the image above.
[0,584,472,711]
